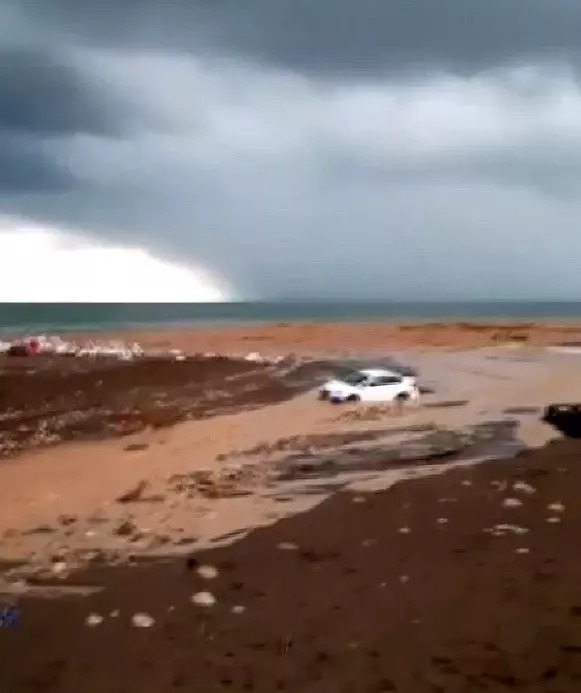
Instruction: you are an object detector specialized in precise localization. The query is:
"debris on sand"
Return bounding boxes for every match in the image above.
[277,542,299,551]
[512,480,536,495]
[117,481,150,504]
[196,565,219,580]
[502,497,523,508]
[131,613,155,628]
[169,466,262,499]
[486,524,529,537]
[191,591,217,607]
[85,613,104,627]
[114,519,139,537]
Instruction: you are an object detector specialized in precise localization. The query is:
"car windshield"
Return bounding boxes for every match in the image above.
[340,371,368,385]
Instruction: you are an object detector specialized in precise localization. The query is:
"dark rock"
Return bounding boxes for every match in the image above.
[114,519,138,537]
[542,404,581,438]
[57,515,77,527]
[23,525,54,535]
[117,481,149,504]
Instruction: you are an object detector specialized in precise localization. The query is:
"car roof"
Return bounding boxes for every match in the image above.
[359,367,402,378]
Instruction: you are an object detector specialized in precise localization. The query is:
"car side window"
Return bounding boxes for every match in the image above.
[374,376,402,386]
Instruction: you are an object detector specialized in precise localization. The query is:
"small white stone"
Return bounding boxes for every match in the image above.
[437,517,449,525]
[546,516,561,524]
[231,605,246,614]
[191,591,217,607]
[277,541,298,551]
[399,575,409,583]
[196,564,219,580]
[491,524,529,536]
[502,497,523,508]
[460,480,472,486]
[547,502,565,513]
[352,496,366,503]
[398,526,411,534]
[109,610,119,618]
[512,481,536,495]
[515,547,529,554]
[85,613,103,627]
[51,561,67,576]
[132,612,155,628]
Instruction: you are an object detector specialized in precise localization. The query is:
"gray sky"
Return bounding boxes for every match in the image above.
[3,0,581,300]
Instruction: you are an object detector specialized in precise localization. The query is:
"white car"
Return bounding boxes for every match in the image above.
[318,367,419,404]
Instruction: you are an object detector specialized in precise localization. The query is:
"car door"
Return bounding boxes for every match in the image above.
[365,375,403,401]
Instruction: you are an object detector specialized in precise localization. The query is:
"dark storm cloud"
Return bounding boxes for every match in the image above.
[0,135,73,192]
[0,42,135,194]
[4,0,581,300]
[16,0,581,76]
[0,45,128,136]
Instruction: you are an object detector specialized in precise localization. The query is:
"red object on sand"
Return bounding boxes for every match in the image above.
[26,338,40,355]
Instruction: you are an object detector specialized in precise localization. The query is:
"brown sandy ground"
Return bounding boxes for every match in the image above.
[70,320,581,356]
[0,353,328,458]
[0,340,577,573]
[0,438,580,692]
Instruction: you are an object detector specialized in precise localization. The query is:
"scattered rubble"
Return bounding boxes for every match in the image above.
[169,466,263,499]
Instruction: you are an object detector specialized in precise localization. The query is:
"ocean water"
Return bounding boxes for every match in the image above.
[2,301,581,333]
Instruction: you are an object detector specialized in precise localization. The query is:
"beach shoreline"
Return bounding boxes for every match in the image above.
[60,320,581,357]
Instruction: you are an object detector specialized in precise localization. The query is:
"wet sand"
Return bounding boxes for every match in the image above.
[2,325,581,690]
[1,343,577,565]
[1,439,581,692]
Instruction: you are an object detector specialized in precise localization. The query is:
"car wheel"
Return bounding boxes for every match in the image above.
[346,394,361,403]
[394,392,409,403]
